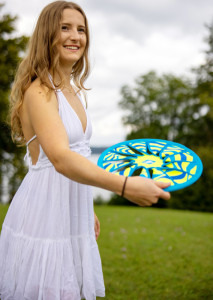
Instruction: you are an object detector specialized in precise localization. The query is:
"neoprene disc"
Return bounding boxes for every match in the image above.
[97,139,203,192]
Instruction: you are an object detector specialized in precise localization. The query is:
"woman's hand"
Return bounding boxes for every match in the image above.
[123,177,171,207]
[22,80,171,204]
[94,212,100,240]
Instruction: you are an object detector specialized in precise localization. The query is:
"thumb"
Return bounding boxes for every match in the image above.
[154,181,171,189]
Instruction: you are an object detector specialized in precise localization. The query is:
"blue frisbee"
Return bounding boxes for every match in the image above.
[97,139,203,192]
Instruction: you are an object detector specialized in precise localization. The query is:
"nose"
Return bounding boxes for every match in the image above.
[69,28,80,41]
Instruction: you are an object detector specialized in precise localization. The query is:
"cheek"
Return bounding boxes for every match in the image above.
[59,32,69,44]
[81,36,87,49]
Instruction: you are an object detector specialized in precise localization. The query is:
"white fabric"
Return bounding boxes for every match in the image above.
[26,134,37,146]
[0,87,105,299]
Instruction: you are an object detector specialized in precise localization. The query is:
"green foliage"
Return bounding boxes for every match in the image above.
[94,195,107,205]
[168,146,213,212]
[0,203,9,231]
[119,71,206,148]
[170,23,213,212]
[113,20,213,211]
[193,22,213,145]
[108,193,137,206]
[0,4,28,202]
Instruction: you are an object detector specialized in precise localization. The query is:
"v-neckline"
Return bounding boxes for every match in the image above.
[47,74,88,135]
[60,90,88,135]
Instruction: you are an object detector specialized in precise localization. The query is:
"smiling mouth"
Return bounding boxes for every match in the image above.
[64,46,79,50]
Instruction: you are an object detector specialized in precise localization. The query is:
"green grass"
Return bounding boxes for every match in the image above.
[95,206,213,300]
[0,204,9,231]
[1,204,213,299]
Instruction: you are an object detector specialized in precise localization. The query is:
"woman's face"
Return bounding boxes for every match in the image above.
[58,9,87,68]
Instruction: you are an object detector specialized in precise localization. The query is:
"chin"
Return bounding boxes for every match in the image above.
[60,58,79,67]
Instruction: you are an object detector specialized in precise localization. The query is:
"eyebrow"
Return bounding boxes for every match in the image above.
[61,22,86,28]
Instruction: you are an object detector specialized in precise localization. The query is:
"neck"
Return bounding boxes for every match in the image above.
[61,66,73,86]
[50,66,73,87]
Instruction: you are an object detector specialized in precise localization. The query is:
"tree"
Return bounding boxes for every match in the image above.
[108,21,213,211]
[119,71,207,148]
[0,4,28,202]
[167,146,213,212]
[193,21,213,145]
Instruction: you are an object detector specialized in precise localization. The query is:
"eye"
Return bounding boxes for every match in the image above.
[78,27,86,33]
[61,25,69,31]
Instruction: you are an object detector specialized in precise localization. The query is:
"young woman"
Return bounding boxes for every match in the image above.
[0,1,170,299]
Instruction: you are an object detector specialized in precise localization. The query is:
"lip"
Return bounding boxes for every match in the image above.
[63,45,80,51]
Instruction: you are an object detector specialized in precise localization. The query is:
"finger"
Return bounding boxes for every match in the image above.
[97,223,100,235]
[154,181,171,189]
[95,226,98,239]
[95,221,100,239]
[138,199,152,207]
[159,189,171,201]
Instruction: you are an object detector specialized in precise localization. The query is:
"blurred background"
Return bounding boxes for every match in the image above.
[0,1,213,299]
[0,0,213,210]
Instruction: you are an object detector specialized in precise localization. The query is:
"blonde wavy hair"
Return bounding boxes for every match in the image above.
[10,0,90,144]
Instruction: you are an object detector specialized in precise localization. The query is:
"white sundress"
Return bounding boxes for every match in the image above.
[0,81,105,300]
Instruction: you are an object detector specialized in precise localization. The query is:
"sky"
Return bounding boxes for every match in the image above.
[3,0,213,146]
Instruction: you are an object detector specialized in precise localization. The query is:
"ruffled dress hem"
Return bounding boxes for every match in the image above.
[0,224,105,300]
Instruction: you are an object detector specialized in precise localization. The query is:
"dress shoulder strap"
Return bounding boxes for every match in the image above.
[48,73,87,107]
[48,73,56,89]
[73,86,87,108]
[26,135,37,147]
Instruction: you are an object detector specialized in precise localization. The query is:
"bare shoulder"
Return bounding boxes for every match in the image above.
[25,78,47,98]
[24,78,56,106]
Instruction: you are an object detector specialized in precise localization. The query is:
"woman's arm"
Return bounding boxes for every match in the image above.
[22,82,170,206]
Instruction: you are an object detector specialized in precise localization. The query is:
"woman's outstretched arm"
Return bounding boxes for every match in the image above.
[22,81,170,207]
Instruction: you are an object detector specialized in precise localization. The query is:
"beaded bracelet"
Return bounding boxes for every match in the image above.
[121,177,128,197]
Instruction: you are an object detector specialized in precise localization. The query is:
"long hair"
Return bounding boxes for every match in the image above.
[10,1,90,144]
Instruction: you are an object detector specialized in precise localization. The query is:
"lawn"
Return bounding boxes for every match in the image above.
[95,206,213,300]
[0,204,9,232]
[0,204,213,299]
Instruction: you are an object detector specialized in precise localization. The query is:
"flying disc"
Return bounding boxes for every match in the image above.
[97,139,203,192]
